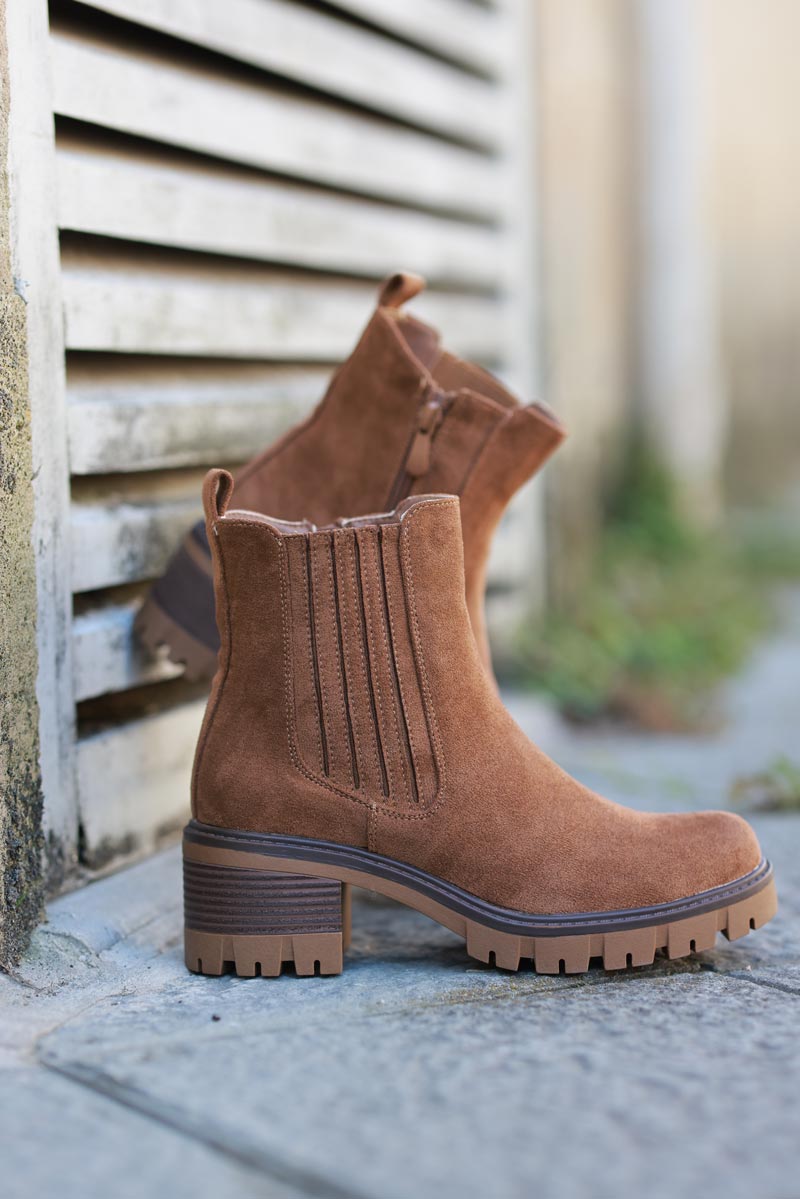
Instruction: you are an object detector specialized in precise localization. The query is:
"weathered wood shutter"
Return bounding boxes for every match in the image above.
[9,0,537,876]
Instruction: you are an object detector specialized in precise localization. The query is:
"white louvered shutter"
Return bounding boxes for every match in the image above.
[7,0,539,875]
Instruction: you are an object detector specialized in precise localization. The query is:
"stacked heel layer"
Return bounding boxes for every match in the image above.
[184,858,350,977]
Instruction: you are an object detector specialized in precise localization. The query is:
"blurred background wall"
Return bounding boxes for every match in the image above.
[705,0,800,511]
[537,0,800,591]
[536,0,635,597]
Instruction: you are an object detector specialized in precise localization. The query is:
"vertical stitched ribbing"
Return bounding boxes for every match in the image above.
[330,538,360,790]
[339,533,384,796]
[377,527,419,804]
[353,534,389,798]
[399,504,446,805]
[304,536,329,777]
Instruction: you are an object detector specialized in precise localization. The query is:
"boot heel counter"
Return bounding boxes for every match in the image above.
[191,514,294,830]
[190,659,228,823]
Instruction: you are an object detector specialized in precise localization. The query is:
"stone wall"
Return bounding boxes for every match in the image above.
[0,0,44,967]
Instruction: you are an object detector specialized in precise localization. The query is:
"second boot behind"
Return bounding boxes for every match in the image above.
[137,272,565,678]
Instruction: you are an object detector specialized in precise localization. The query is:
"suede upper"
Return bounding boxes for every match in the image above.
[192,470,762,916]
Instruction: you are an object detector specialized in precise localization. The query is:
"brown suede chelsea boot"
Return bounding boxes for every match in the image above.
[137,272,566,679]
[183,469,777,978]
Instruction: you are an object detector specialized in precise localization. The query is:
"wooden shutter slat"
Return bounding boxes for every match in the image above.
[76,703,204,861]
[325,0,507,78]
[51,30,501,218]
[67,362,327,474]
[56,141,501,288]
[73,602,181,702]
[61,260,505,362]
[68,0,502,148]
[70,494,201,593]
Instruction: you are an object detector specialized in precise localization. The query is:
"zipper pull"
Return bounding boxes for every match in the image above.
[405,398,443,477]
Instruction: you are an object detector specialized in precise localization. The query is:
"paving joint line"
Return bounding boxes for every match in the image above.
[727,972,800,998]
[41,1058,368,1199]
[28,961,722,1063]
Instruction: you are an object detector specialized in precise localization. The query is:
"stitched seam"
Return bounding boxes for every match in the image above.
[286,540,325,776]
[206,827,771,927]
[358,530,398,802]
[305,536,329,776]
[271,512,450,826]
[384,377,427,510]
[311,538,338,775]
[325,534,358,789]
[348,531,388,798]
[288,500,454,828]
[453,415,501,496]
[276,529,391,817]
[395,499,452,818]
[379,527,422,806]
[384,527,435,803]
[458,411,562,511]
[331,529,369,791]
[366,529,412,806]
[359,529,400,800]
[208,522,374,823]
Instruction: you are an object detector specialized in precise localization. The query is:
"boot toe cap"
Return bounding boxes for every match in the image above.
[654,809,763,904]
[692,809,763,892]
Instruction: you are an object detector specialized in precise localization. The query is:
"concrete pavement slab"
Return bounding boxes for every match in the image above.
[3,596,799,1199]
[38,971,800,1199]
[0,1067,303,1199]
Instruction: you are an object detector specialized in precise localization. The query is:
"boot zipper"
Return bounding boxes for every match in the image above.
[385,386,450,511]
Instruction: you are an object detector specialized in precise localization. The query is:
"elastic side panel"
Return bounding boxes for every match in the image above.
[284,535,326,776]
[355,527,415,808]
[379,524,438,807]
[309,533,356,789]
[332,530,388,798]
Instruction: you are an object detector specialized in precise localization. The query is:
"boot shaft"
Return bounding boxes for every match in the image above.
[183,443,774,974]
[191,467,767,944]
[236,273,565,529]
[192,471,479,832]
[139,273,565,679]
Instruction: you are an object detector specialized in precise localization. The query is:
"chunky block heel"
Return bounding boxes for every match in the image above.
[183,856,350,977]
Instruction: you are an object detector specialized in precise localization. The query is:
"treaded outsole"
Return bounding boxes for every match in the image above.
[183,845,777,978]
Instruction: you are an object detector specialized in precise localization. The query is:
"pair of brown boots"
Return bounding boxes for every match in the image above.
[142,274,776,978]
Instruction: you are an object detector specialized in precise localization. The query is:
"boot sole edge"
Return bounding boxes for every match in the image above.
[183,822,776,976]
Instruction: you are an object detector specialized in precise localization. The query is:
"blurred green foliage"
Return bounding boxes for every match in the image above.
[510,444,800,730]
[730,755,800,813]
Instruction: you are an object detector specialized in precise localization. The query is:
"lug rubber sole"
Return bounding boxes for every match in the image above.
[183,821,777,977]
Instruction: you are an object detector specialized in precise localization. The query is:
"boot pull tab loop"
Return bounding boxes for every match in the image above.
[378,272,426,310]
[202,468,234,530]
